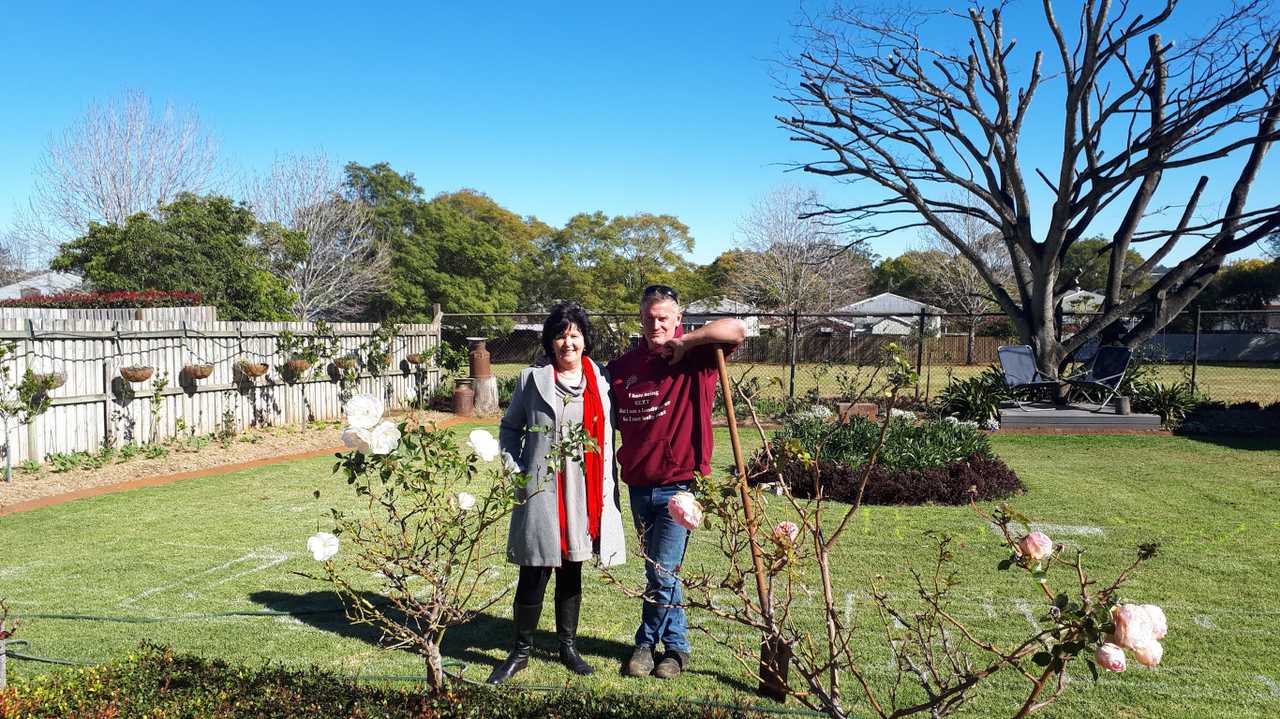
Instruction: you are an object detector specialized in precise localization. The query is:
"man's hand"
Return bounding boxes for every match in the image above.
[660,336,689,365]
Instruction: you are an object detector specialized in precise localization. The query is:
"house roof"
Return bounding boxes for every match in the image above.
[833,292,946,315]
[684,297,758,315]
[0,271,82,300]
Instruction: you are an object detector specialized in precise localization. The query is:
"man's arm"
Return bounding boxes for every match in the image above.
[663,318,746,364]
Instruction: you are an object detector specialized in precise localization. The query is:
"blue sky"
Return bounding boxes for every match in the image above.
[1,1,1273,268]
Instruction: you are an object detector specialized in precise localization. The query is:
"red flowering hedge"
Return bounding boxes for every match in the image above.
[0,290,203,309]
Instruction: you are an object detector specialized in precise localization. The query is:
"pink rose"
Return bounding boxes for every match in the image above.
[1140,604,1167,640]
[668,491,704,531]
[772,521,800,546]
[1095,643,1126,673]
[1017,531,1053,561]
[1111,604,1155,649]
[1132,640,1164,668]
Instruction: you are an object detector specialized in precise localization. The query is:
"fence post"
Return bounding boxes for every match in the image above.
[788,310,798,402]
[915,310,927,400]
[1190,307,1201,393]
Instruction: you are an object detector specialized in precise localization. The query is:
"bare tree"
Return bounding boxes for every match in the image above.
[733,185,872,313]
[249,153,387,320]
[781,1,1280,377]
[919,205,1014,362]
[12,90,220,259]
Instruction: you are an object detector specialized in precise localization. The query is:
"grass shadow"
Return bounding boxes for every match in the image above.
[1174,433,1280,452]
[248,590,640,677]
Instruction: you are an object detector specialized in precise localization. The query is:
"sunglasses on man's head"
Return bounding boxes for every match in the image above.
[642,284,679,303]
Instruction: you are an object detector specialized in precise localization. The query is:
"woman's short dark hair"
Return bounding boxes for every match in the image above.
[541,302,594,359]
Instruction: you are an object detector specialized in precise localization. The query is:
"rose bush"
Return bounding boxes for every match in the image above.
[306,394,527,690]
[639,345,1169,719]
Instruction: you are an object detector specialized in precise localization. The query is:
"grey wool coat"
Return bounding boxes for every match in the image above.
[498,359,626,568]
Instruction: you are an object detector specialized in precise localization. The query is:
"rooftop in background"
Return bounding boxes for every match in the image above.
[0,271,81,300]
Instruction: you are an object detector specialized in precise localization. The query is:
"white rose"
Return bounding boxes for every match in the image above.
[457,492,477,510]
[889,408,915,419]
[367,420,401,455]
[468,429,501,462]
[306,532,340,561]
[344,394,384,430]
[341,427,371,454]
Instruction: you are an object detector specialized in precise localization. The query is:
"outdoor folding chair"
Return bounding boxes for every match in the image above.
[996,345,1060,410]
[1064,345,1132,412]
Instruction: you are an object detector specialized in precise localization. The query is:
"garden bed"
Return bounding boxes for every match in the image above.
[0,410,453,513]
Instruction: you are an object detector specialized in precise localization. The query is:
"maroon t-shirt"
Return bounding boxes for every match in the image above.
[607,342,731,487]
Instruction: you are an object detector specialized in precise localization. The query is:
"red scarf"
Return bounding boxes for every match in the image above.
[557,360,606,556]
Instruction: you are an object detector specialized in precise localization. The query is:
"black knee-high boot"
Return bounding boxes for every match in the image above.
[487,601,542,684]
[555,593,593,675]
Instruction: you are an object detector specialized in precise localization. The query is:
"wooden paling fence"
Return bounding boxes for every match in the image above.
[0,314,442,466]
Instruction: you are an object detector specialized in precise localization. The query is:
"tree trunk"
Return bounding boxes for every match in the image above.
[423,641,446,692]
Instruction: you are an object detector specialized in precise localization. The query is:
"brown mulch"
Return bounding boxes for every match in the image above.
[0,410,465,516]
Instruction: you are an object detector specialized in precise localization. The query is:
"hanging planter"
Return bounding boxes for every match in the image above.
[120,365,154,383]
[406,353,424,365]
[236,360,270,378]
[334,355,358,371]
[33,371,66,390]
[181,363,215,381]
[286,357,312,375]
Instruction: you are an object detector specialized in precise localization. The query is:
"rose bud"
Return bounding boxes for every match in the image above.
[1095,643,1127,673]
[1017,531,1054,561]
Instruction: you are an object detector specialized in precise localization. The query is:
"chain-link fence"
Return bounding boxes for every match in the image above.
[441,308,1280,413]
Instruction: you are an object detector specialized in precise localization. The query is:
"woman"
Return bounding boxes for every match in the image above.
[488,302,626,683]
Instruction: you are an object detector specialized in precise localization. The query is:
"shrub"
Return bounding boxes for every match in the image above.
[772,414,994,472]
[0,643,764,719]
[749,414,1020,505]
[0,290,203,309]
[934,367,1009,423]
[1127,378,1201,426]
[756,452,1025,505]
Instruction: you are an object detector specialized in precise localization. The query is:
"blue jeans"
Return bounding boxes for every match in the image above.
[628,482,692,653]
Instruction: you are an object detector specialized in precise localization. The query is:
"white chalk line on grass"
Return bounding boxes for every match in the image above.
[1257,675,1280,699]
[119,549,290,609]
[0,561,45,579]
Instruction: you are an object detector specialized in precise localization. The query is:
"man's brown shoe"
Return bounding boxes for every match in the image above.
[653,649,689,680]
[625,645,655,677]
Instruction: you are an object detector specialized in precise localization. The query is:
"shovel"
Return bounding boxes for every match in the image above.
[714,346,791,700]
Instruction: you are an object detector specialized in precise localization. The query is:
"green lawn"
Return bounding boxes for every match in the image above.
[2,426,1278,718]
[493,361,1280,407]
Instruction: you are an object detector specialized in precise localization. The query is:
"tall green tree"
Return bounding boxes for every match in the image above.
[343,164,526,323]
[869,251,946,300]
[1061,237,1150,295]
[525,212,696,312]
[50,193,294,320]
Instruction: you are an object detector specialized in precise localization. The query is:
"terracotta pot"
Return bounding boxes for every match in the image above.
[334,356,357,370]
[120,366,154,383]
[286,358,312,374]
[182,364,214,381]
[406,353,424,365]
[237,361,269,378]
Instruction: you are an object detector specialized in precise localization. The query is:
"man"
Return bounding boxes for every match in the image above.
[607,284,746,680]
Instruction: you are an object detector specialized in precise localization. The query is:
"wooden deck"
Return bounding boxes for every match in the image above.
[999,402,1162,430]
